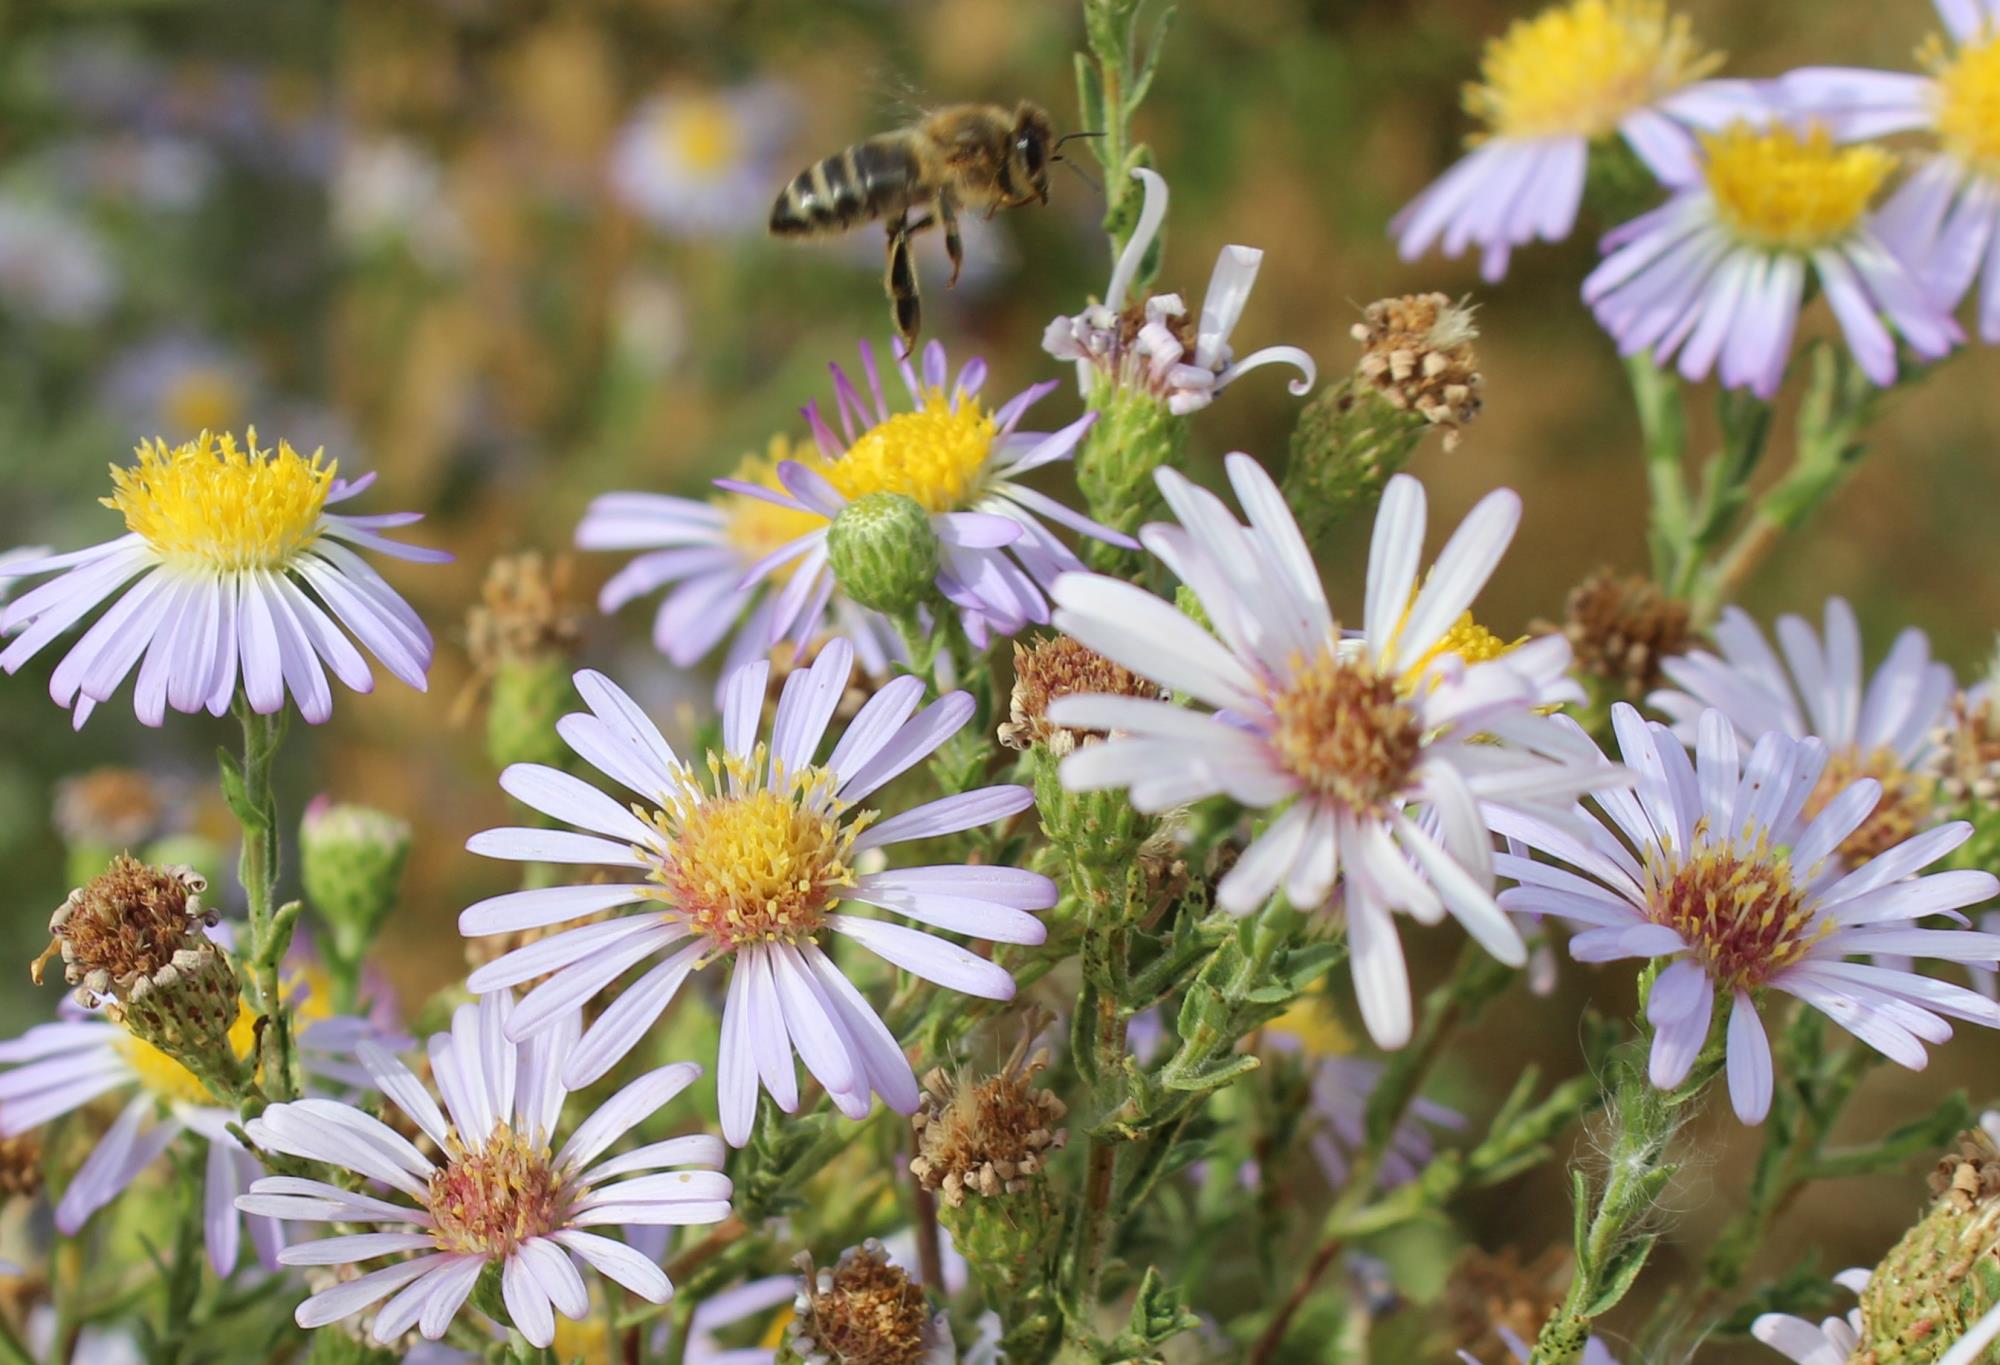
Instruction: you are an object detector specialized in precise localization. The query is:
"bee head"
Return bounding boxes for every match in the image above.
[1011,102,1056,205]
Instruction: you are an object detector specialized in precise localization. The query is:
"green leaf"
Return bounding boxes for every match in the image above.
[216,746,264,832]
[1580,1233,1658,1318]
[1125,4,1177,113]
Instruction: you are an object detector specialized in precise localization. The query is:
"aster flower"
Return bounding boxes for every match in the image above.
[1047,456,1617,1048]
[459,639,1056,1144]
[610,83,792,238]
[720,339,1130,647]
[1586,121,1961,397]
[1778,2,2000,341]
[1041,168,1315,414]
[1651,597,1954,865]
[1750,1269,1870,1363]
[0,431,446,729]
[575,435,901,690]
[100,333,257,441]
[237,992,730,1348]
[1393,0,1761,281]
[1295,1051,1463,1193]
[1497,704,2000,1123]
[0,986,397,1276]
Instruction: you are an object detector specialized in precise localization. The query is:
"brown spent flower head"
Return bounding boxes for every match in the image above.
[1928,1126,2000,1213]
[788,1241,938,1365]
[998,634,1167,756]
[1442,1246,1569,1364]
[1538,569,1695,700]
[39,856,216,1003]
[910,1039,1068,1207]
[1923,689,2000,807]
[52,767,172,849]
[1351,293,1483,451]
[767,636,874,727]
[0,1133,42,1200]
[464,550,584,676]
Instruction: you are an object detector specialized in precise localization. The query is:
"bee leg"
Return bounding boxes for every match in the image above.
[939,191,963,289]
[885,217,921,356]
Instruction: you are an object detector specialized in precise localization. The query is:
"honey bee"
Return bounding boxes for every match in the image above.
[769,101,1094,352]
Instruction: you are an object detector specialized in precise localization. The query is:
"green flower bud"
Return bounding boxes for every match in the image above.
[1075,380,1188,573]
[826,492,939,615]
[465,551,583,773]
[1282,294,1482,549]
[486,656,576,771]
[1856,1128,2000,1361]
[300,799,412,966]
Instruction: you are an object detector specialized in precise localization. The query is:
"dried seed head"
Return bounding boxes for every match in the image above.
[787,1241,938,1365]
[1929,1127,2000,1214]
[910,1040,1067,1208]
[1538,569,1694,700]
[0,1133,42,1199]
[1923,689,2000,808]
[1442,1246,1569,1365]
[1351,294,1483,451]
[52,767,171,850]
[464,550,583,675]
[998,634,1166,756]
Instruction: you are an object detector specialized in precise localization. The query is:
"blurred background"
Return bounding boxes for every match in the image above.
[0,1,1992,1358]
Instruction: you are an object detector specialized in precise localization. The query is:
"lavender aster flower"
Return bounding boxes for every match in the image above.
[1047,456,1617,1048]
[720,339,1129,647]
[1651,597,1955,865]
[575,435,901,691]
[459,639,1056,1144]
[1393,0,1759,281]
[238,992,730,1348]
[0,431,446,729]
[1779,1,2000,341]
[1497,704,2000,1123]
[1586,122,1960,397]
[1750,1269,1870,1363]
[1042,168,1315,414]
[610,83,792,238]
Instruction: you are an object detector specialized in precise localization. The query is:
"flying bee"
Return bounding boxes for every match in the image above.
[769,101,1097,352]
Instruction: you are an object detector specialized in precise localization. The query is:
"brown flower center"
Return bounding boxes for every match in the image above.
[39,856,212,995]
[792,1242,934,1365]
[910,1043,1068,1206]
[999,634,1167,755]
[1545,569,1694,700]
[1802,745,1936,867]
[428,1125,567,1257]
[1644,836,1823,989]
[1269,650,1422,811]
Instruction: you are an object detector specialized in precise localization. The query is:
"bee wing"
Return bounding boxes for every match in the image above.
[866,70,932,126]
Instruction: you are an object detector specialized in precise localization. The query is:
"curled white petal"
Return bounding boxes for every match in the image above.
[1105,167,1169,311]
[1215,344,1317,397]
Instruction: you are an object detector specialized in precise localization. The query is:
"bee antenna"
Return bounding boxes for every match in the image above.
[1060,158,1103,194]
[1050,130,1106,161]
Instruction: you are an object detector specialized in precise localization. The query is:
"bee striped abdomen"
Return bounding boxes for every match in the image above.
[769,136,920,235]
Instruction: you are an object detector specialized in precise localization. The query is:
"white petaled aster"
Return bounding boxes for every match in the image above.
[609,82,794,239]
[1750,1269,1871,1363]
[1498,704,2000,1124]
[0,1001,401,1278]
[1293,1051,1464,1194]
[1779,0,2000,341]
[0,434,445,730]
[715,338,1132,649]
[238,993,731,1348]
[1042,168,1316,414]
[1046,455,1619,1049]
[459,637,1057,1145]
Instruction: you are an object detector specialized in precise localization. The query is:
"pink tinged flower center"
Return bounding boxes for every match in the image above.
[647,752,869,951]
[428,1124,566,1257]
[1269,650,1423,812]
[1644,836,1824,989]
[1929,32,2000,175]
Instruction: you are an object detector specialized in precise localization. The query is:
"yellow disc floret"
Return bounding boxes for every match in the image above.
[826,392,996,515]
[1402,611,1522,693]
[106,430,334,572]
[1927,32,2000,176]
[657,95,743,176]
[1466,0,1720,141]
[161,366,249,438]
[648,751,871,950]
[722,437,834,567]
[1703,123,1894,251]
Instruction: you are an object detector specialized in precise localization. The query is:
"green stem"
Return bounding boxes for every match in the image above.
[0,1310,33,1365]
[230,703,298,1106]
[1625,353,1690,587]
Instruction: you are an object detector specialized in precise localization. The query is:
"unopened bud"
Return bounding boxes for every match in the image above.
[1075,383,1187,573]
[40,857,242,1100]
[1283,294,1482,547]
[300,798,411,965]
[1854,1127,2000,1358]
[825,493,939,616]
[463,552,584,772]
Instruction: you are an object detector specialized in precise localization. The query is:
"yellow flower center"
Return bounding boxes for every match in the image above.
[1268,995,1356,1055]
[1927,32,2000,175]
[722,438,832,570]
[647,752,870,950]
[828,391,996,515]
[554,1314,611,1362]
[428,1123,566,1256]
[1465,0,1720,141]
[1802,745,1937,867]
[657,96,742,176]
[1703,123,1893,251]
[1270,649,1423,812]
[105,430,334,572]
[116,1000,256,1106]
[160,366,247,438]
[1643,832,1828,989]
[1401,611,1521,693]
